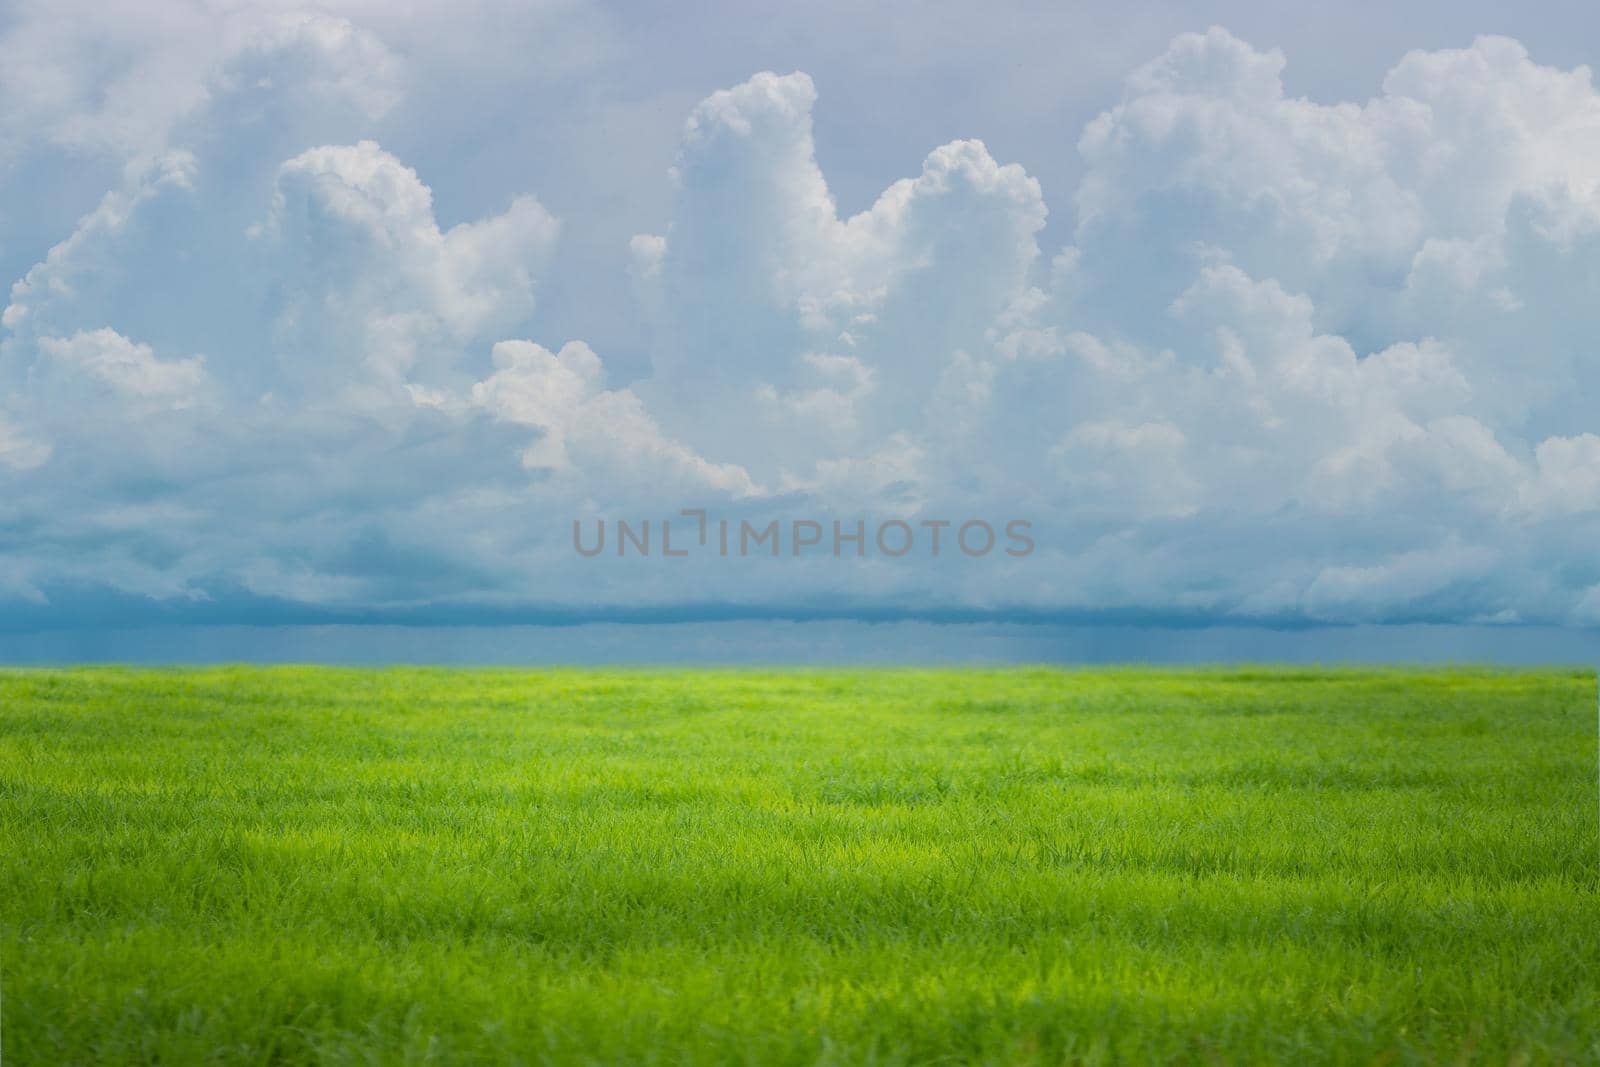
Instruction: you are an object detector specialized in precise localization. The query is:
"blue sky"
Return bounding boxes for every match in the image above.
[4,0,1600,643]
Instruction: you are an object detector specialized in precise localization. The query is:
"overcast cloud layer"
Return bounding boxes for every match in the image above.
[4,3,1600,629]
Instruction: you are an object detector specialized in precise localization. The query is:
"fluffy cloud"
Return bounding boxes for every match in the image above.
[4,25,1600,628]
[621,36,1600,624]
[265,140,559,394]
[37,329,209,408]
[0,13,739,621]
[473,339,756,495]
[4,151,199,333]
[0,0,604,168]
[632,71,1047,481]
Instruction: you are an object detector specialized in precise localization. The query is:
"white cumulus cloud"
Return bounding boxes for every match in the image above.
[5,25,1600,628]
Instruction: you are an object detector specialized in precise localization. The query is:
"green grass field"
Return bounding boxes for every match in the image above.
[1,667,1596,1064]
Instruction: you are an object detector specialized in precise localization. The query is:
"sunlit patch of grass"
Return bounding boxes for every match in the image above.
[1,666,1596,1064]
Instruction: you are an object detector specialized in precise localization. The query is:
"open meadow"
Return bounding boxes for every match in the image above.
[1,667,1596,1064]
